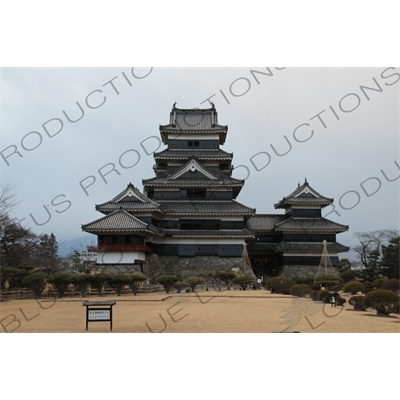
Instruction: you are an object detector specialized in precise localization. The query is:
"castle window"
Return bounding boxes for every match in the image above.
[187,189,206,198]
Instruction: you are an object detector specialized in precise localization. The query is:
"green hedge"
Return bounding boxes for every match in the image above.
[157,275,178,293]
[339,270,362,282]
[364,289,399,315]
[342,281,366,294]
[380,279,400,293]
[184,276,205,292]
[22,272,49,299]
[48,272,73,298]
[290,284,312,297]
[349,295,366,311]
[265,276,295,293]
[232,275,255,291]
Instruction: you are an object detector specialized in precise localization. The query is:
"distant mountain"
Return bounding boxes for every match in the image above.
[58,236,96,257]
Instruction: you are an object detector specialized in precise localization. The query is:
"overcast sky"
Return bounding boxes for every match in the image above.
[1,67,399,258]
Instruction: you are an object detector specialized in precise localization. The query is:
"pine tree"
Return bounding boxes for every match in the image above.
[380,237,400,279]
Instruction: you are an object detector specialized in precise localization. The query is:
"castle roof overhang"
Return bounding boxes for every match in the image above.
[82,209,162,236]
[274,217,349,233]
[154,148,233,162]
[274,179,334,209]
[162,229,254,239]
[143,157,244,190]
[159,104,228,144]
[246,214,287,232]
[96,183,163,214]
[158,200,256,217]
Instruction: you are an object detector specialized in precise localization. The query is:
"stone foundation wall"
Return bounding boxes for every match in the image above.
[144,254,244,281]
[283,265,336,278]
[94,264,142,275]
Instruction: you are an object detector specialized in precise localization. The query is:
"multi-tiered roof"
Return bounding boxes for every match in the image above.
[82,105,349,276]
[247,179,349,257]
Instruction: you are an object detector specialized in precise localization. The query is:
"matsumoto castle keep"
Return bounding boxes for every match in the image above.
[82,104,349,280]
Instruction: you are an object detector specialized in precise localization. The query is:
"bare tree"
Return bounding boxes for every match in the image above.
[0,213,40,267]
[0,182,21,218]
[353,229,399,279]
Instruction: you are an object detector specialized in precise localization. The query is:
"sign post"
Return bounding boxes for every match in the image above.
[83,301,116,331]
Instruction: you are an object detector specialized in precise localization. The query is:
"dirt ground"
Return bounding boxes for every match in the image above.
[1,290,399,333]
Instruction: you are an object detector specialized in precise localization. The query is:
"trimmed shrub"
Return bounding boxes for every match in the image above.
[294,276,314,285]
[173,281,190,293]
[314,275,342,289]
[156,275,178,294]
[265,276,295,294]
[310,283,321,290]
[310,290,320,301]
[90,273,112,296]
[290,284,312,297]
[331,283,345,292]
[390,302,400,314]
[280,288,292,295]
[214,271,236,290]
[311,290,331,303]
[129,274,146,295]
[232,275,255,291]
[340,270,362,282]
[72,274,91,297]
[342,281,366,295]
[184,276,205,292]
[22,272,48,299]
[364,289,399,315]
[319,290,331,303]
[335,297,346,306]
[372,278,387,287]
[380,279,400,293]
[349,295,367,311]
[109,274,131,296]
[1,266,27,290]
[197,272,214,287]
[49,272,73,298]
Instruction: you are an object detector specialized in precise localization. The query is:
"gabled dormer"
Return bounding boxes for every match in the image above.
[167,157,219,181]
[143,156,244,199]
[274,179,334,217]
[95,183,162,215]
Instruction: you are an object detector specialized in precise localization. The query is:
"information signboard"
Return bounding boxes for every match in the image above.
[83,301,116,331]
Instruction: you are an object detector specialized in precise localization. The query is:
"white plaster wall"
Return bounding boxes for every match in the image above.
[97,251,146,264]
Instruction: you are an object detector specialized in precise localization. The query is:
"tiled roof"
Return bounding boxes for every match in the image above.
[96,183,162,213]
[154,148,233,161]
[246,214,287,231]
[160,105,227,132]
[96,201,162,213]
[142,177,244,187]
[162,229,254,239]
[159,105,228,144]
[143,158,243,187]
[274,217,349,233]
[158,200,255,215]
[82,209,161,234]
[275,180,333,208]
[275,241,349,253]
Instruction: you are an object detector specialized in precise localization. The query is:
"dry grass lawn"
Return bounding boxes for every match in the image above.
[1,290,399,333]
